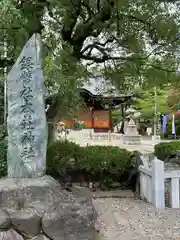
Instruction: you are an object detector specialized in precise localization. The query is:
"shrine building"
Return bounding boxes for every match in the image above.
[46,76,137,133]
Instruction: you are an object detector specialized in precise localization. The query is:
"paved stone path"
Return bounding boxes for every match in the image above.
[61,130,176,155]
[93,197,180,240]
[64,130,180,239]
[66,130,155,153]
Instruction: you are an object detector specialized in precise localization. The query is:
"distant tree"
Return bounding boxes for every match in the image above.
[134,88,170,121]
[167,88,180,112]
[0,81,4,125]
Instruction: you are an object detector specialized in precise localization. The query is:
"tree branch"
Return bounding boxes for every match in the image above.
[82,0,94,20]
[80,54,136,63]
[148,64,177,73]
[120,13,158,44]
[94,37,115,47]
[61,0,82,41]
[70,0,115,57]
[44,43,56,57]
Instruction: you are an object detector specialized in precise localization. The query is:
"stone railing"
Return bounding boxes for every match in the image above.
[164,170,180,208]
[139,158,180,209]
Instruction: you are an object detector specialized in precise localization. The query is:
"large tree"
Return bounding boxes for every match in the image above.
[1,0,180,123]
[1,1,180,68]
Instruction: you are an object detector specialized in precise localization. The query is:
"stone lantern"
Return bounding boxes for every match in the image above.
[123,119,141,144]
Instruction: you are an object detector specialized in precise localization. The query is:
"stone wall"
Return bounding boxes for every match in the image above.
[0,176,96,240]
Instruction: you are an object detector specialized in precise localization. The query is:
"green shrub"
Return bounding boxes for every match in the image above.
[0,125,7,177]
[46,140,80,178]
[73,120,84,130]
[154,141,180,161]
[46,140,133,188]
[0,139,7,176]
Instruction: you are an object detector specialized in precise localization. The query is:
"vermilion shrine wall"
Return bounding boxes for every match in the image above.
[63,108,110,129]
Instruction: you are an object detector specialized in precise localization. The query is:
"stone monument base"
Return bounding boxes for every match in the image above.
[0,175,96,240]
[123,135,141,145]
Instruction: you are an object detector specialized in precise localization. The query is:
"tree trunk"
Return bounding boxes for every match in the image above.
[46,101,60,144]
[47,121,56,144]
[120,104,125,134]
[120,122,124,134]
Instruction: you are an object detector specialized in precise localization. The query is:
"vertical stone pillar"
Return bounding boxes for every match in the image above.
[152,158,165,209]
[7,34,47,178]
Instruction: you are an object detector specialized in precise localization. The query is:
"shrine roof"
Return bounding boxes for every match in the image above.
[81,76,136,99]
[46,75,138,119]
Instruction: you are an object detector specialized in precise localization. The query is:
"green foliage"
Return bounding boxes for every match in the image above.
[1,0,180,94]
[0,125,7,177]
[111,110,122,127]
[154,141,180,161]
[73,120,84,130]
[46,140,133,188]
[46,140,80,178]
[167,88,180,111]
[0,82,7,177]
[134,88,170,120]
[0,0,28,62]
[0,81,4,125]
[45,55,86,122]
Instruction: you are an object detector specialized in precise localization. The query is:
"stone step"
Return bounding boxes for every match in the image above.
[92,190,135,199]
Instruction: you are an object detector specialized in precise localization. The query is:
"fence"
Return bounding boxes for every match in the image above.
[139,157,180,209]
[91,132,122,141]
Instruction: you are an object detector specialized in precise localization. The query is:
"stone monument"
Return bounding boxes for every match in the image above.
[2,34,96,240]
[7,34,47,178]
[123,119,141,144]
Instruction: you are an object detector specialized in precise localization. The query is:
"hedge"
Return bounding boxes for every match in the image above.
[0,133,134,189]
[46,140,133,188]
[154,141,180,161]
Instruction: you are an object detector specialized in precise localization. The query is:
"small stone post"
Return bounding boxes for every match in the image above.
[151,158,165,209]
[108,130,111,142]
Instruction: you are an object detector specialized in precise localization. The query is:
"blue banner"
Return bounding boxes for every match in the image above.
[162,114,168,133]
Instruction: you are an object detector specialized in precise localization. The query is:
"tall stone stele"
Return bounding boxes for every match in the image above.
[7,34,47,178]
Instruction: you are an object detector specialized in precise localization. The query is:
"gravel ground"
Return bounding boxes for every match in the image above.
[93,198,180,240]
